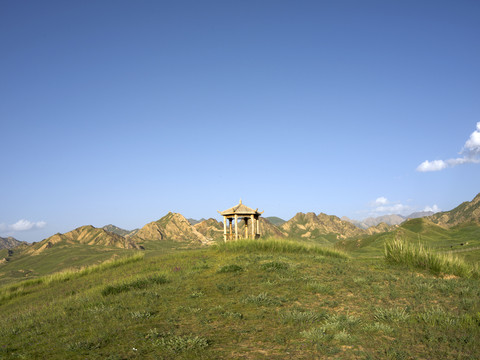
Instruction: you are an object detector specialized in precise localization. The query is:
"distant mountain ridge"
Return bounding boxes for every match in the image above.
[281,212,366,240]
[130,212,208,244]
[343,211,435,229]
[5,193,479,260]
[264,216,286,226]
[428,193,480,227]
[0,236,25,250]
[337,192,480,254]
[188,218,207,226]
[27,225,141,255]
[194,218,224,241]
[103,224,139,237]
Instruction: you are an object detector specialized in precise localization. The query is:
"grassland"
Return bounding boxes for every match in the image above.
[0,240,187,287]
[1,239,479,359]
[336,219,480,260]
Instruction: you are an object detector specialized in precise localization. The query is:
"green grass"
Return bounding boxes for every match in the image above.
[0,253,144,303]
[101,273,169,296]
[214,237,349,258]
[337,219,480,262]
[1,239,480,359]
[0,239,193,287]
[384,238,480,278]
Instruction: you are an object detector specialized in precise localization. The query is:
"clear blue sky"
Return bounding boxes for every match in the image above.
[1,0,479,242]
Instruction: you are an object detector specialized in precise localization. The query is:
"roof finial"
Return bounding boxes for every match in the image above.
[239,198,242,204]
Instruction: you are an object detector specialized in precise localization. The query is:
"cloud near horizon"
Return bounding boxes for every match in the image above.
[363,197,441,219]
[368,197,411,216]
[417,122,480,172]
[0,219,47,233]
[423,204,440,212]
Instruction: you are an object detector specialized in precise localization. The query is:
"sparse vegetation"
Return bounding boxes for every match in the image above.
[0,237,479,359]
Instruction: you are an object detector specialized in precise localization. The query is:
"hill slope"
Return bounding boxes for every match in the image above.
[281,212,365,241]
[429,192,480,227]
[1,241,478,359]
[194,218,224,241]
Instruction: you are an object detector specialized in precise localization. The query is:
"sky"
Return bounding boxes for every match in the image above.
[1,0,480,242]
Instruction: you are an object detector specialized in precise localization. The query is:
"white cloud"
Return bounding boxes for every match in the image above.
[417,122,480,172]
[366,197,411,216]
[356,197,440,220]
[0,219,47,233]
[417,160,447,172]
[464,122,480,154]
[374,203,411,214]
[374,197,388,205]
[423,204,440,213]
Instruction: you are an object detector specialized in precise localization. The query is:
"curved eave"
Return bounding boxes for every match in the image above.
[218,211,263,216]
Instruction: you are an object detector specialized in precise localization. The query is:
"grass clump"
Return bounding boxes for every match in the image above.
[217,264,243,273]
[373,306,410,323]
[147,329,209,353]
[261,261,289,271]
[306,281,335,295]
[301,313,360,344]
[101,274,168,296]
[281,310,325,323]
[243,292,282,306]
[384,239,479,278]
[215,238,349,259]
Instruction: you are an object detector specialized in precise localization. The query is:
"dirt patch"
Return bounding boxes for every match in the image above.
[441,274,459,280]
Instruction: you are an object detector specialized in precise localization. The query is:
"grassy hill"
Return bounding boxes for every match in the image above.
[0,239,188,287]
[1,238,479,359]
[336,218,480,261]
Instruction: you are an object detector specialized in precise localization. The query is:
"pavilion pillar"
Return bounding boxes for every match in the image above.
[251,214,255,239]
[234,214,238,240]
[245,218,248,239]
[256,216,260,238]
[229,218,233,240]
[223,216,227,242]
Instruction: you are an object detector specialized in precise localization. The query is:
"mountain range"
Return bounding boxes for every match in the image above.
[2,193,479,281]
[342,211,435,229]
[336,193,480,256]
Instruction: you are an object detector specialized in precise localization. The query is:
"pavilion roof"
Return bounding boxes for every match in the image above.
[218,200,263,216]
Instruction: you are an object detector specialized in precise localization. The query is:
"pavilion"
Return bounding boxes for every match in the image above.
[218,200,263,241]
